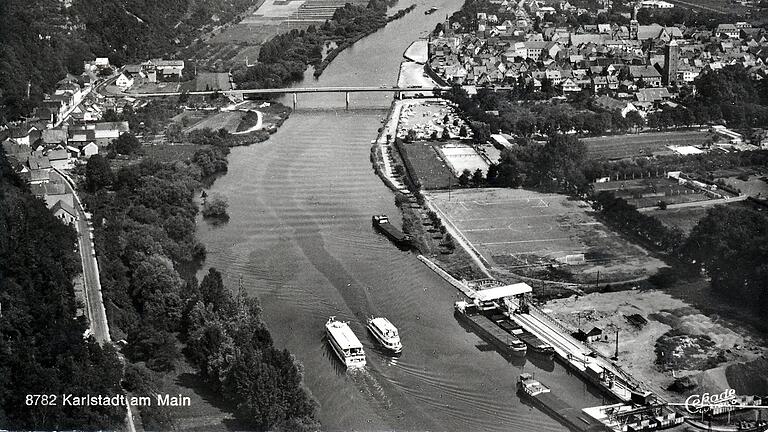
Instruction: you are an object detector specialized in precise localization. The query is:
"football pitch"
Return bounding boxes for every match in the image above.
[427,188,666,284]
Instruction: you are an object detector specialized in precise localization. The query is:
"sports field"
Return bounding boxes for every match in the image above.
[584,131,710,160]
[428,188,666,284]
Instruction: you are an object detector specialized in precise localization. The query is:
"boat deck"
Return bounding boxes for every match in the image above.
[529,390,613,432]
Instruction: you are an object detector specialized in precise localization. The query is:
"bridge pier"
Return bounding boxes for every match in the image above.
[292,93,297,110]
[345,92,350,110]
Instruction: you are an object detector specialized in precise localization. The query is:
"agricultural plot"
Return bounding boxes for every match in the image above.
[185,112,246,133]
[428,188,666,284]
[583,131,711,160]
[594,177,715,208]
[401,141,455,189]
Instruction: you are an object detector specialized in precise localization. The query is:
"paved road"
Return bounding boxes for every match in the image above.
[125,85,518,98]
[52,169,111,343]
[637,194,749,212]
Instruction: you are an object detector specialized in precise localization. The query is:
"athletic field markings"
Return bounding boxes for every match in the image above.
[480,237,571,245]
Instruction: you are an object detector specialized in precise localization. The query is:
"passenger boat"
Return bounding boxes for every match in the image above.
[366,317,403,353]
[325,317,366,368]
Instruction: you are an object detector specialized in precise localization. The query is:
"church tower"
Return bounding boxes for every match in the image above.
[630,5,639,40]
[664,39,680,86]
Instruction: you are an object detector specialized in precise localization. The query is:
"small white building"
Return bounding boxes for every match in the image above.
[115,73,134,90]
[81,142,99,158]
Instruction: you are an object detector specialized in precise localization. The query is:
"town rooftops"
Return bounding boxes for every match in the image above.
[28,156,51,170]
[635,87,671,102]
[30,181,66,197]
[594,95,629,111]
[42,129,68,145]
[628,65,661,78]
[51,199,77,219]
[2,140,29,157]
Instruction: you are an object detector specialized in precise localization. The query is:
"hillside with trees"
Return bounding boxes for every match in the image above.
[0,150,125,429]
[0,0,254,120]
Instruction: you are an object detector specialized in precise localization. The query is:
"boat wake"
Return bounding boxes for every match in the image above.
[348,368,394,411]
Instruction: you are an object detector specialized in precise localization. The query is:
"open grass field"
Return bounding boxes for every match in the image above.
[142,144,206,163]
[645,206,709,234]
[583,131,711,160]
[185,111,246,133]
[427,188,667,284]
[402,141,455,189]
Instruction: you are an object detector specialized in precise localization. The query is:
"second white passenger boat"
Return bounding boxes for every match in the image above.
[366,317,403,354]
[325,317,366,368]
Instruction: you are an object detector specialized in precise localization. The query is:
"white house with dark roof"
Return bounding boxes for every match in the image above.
[51,200,77,225]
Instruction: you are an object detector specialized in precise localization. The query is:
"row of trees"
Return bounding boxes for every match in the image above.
[0,150,125,429]
[591,191,685,253]
[443,86,644,141]
[487,134,590,193]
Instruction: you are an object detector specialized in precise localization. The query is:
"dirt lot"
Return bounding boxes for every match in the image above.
[583,131,711,160]
[544,290,766,401]
[427,188,667,285]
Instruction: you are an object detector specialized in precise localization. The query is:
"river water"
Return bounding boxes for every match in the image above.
[195,1,604,430]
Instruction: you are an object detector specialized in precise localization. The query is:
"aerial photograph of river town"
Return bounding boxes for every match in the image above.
[3,0,768,431]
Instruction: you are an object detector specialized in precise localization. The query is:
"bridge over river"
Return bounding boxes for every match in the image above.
[124,85,516,109]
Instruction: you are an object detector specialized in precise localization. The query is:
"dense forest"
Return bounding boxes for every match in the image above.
[0,0,254,120]
[681,205,768,313]
[80,135,317,428]
[0,150,124,429]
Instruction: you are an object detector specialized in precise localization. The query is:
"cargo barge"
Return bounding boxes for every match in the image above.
[484,308,555,357]
[455,301,527,355]
[372,215,413,246]
[518,373,612,432]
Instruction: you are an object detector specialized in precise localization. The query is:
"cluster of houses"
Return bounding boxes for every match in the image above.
[2,120,130,184]
[115,59,185,90]
[428,0,768,116]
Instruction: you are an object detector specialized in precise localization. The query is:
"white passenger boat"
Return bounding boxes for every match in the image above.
[366,317,403,354]
[325,317,366,368]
